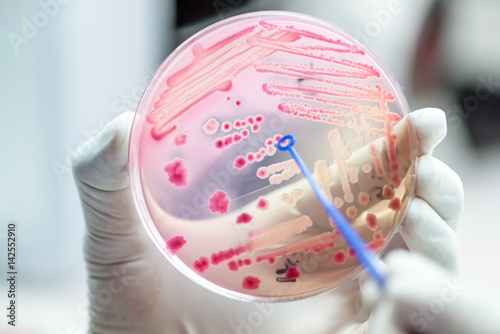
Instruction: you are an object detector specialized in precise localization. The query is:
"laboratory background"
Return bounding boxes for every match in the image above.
[1,0,500,332]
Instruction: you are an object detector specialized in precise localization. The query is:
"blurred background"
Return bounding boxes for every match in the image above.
[1,0,499,332]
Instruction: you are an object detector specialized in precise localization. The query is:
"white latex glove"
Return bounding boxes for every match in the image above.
[72,108,462,334]
[362,250,500,334]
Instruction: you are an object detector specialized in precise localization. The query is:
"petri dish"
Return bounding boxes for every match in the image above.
[129,11,418,302]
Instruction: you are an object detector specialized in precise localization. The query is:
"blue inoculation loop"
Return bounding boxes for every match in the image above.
[277,134,387,288]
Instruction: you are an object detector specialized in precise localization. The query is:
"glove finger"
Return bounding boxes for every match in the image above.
[401,198,460,273]
[380,251,470,334]
[72,111,133,191]
[415,155,464,230]
[72,112,147,266]
[410,108,447,156]
[367,300,404,334]
[367,251,500,334]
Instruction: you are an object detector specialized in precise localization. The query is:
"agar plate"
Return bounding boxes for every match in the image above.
[129,11,418,302]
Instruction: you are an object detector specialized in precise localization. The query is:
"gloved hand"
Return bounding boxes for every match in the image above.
[362,250,500,334]
[72,108,463,333]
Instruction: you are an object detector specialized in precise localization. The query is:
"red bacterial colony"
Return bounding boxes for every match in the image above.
[236,213,253,224]
[383,185,394,199]
[166,236,186,255]
[164,158,188,187]
[228,261,238,271]
[286,267,301,279]
[368,231,386,250]
[193,257,210,273]
[222,121,232,132]
[228,258,252,271]
[346,206,358,218]
[242,276,260,290]
[358,192,369,205]
[256,197,269,210]
[208,191,230,214]
[388,197,401,211]
[173,132,187,146]
[233,156,247,169]
[366,213,378,230]
[210,246,246,265]
[334,250,347,264]
[362,164,372,173]
[392,174,402,187]
[347,247,357,258]
[232,134,280,170]
[203,118,219,134]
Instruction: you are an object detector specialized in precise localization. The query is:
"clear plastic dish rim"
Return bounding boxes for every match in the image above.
[128,10,419,303]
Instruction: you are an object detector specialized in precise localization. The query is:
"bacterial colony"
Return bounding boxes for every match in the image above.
[133,15,415,300]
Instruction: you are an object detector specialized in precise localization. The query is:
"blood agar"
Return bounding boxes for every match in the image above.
[129,11,417,302]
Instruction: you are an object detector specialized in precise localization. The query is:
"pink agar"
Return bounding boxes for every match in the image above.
[166,236,187,255]
[164,158,188,187]
[208,191,230,214]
